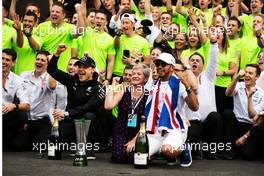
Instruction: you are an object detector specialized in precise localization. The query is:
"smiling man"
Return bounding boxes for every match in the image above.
[113,13,151,78]
[75,10,116,85]
[36,2,85,71]
[186,36,224,159]
[47,44,105,159]
[13,11,43,75]
[223,64,264,160]
[2,49,30,151]
[145,53,199,167]
[21,50,57,150]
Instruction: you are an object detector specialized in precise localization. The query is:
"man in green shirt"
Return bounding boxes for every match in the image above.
[77,10,116,85]
[13,11,43,75]
[227,17,242,60]
[240,15,263,70]
[113,13,151,77]
[241,0,263,37]
[2,3,21,49]
[35,2,85,71]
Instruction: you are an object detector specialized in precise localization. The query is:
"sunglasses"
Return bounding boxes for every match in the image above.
[154,60,167,67]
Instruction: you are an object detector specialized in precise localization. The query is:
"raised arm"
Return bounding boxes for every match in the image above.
[47,44,72,86]
[166,0,173,15]
[9,0,18,20]
[176,72,199,111]
[188,8,208,44]
[247,87,258,119]
[12,14,23,48]
[181,58,198,92]
[205,34,218,82]
[94,0,102,9]
[176,0,188,16]
[104,78,125,110]
[23,26,40,51]
[73,3,85,37]
[225,70,244,97]
[81,0,88,18]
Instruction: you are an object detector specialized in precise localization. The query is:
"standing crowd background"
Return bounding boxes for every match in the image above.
[2,0,264,167]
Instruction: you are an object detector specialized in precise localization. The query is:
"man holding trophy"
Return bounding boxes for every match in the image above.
[47,44,105,166]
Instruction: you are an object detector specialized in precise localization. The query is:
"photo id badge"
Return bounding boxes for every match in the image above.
[127,114,137,127]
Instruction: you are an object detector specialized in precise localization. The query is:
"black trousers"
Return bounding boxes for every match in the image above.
[188,112,223,145]
[243,125,264,160]
[215,86,233,114]
[2,110,28,150]
[222,110,255,159]
[27,116,51,151]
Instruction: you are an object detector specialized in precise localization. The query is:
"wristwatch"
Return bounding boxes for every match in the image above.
[64,111,69,118]
[186,87,193,94]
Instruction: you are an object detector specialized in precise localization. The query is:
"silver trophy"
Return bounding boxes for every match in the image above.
[73,118,91,166]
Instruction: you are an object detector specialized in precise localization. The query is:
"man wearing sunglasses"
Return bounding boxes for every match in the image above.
[145,53,199,167]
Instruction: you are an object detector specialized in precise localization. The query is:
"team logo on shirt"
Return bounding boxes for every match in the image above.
[85,87,92,96]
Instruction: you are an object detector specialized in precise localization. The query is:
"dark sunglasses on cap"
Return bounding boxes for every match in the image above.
[154,60,168,67]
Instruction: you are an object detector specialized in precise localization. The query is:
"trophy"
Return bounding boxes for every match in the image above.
[73,118,91,166]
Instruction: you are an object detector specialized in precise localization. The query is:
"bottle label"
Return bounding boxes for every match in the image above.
[48,145,56,157]
[134,153,148,165]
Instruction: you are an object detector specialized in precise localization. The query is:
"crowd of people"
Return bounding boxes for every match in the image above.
[2,0,264,167]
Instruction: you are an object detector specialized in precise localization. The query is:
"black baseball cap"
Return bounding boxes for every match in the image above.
[75,56,96,68]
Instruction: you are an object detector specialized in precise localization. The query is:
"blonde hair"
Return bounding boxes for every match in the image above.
[132,63,150,80]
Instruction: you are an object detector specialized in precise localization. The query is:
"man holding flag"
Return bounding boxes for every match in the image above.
[145,53,199,167]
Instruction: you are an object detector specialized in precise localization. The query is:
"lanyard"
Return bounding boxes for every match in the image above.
[131,91,145,114]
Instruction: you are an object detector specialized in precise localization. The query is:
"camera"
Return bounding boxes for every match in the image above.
[140,19,153,36]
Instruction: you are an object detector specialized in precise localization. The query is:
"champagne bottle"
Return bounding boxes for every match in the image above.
[48,116,61,160]
[134,116,149,169]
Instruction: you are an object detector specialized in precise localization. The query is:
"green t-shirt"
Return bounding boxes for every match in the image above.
[2,24,16,49]
[131,3,144,20]
[78,29,115,70]
[172,12,188,32]
[228,38,241,53]
[240,36,261,70]
[215,48,237,87]
[13,31,43,75]
[113,34,150,76]
[241,14,254,37]
[182,40,210,68]
[197,9,213,27]
[36,21,75,71]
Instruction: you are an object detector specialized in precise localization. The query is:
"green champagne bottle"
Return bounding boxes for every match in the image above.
[134,116,149,169]
[48,116,61,160]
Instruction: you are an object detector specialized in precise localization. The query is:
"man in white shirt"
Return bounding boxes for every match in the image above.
[186,37,224,160]
[224,64,264,160]
[2,49,30,150]
[21,51,56,149]
[145,53,199,167]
